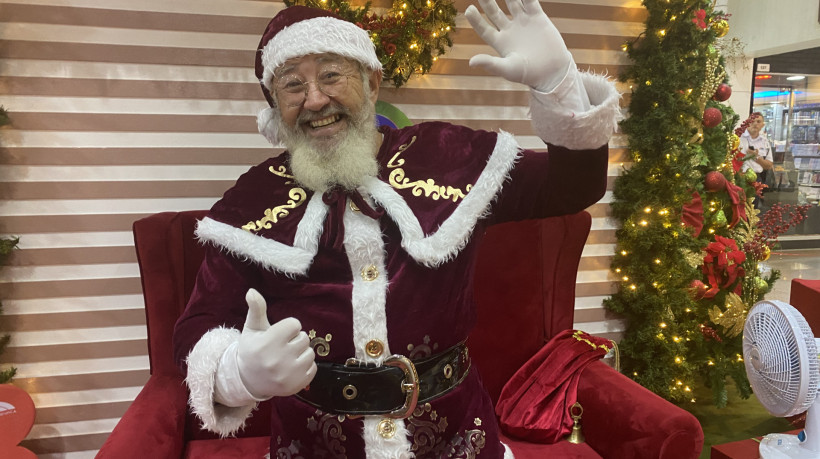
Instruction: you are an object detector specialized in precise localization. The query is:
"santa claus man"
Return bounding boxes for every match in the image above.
[173,0,621,456]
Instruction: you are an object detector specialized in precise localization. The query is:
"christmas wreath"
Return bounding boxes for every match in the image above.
[284,0,457,87]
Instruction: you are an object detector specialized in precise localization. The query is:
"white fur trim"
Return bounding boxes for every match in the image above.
[195,193,327,276]
[503,442,515,458]
[260,16,381,92]
[529,71,622,150]
[363,417,413,458]
[364,130,521,267]
[185,327,256,437]
[343,195,414,457]
[257,106,281,146]
[342,196,390,365]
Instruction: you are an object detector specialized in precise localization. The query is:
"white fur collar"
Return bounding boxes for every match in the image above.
[196,131,520,272]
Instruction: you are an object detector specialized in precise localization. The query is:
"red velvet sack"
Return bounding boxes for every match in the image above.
[495,329,611,443]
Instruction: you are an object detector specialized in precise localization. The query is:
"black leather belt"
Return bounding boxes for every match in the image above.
[295,342,470,418]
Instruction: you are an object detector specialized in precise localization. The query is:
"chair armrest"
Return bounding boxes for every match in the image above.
[577,361,703,459]
[97,374,189,458]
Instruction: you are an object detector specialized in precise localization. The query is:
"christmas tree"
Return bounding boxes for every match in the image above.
[283,0,457,87]
[0,106,18,384]
[603,0,808,407]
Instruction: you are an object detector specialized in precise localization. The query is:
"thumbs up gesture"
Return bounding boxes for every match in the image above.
[236,288,317,399]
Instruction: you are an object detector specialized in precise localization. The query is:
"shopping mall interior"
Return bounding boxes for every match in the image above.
[749,47,820,246]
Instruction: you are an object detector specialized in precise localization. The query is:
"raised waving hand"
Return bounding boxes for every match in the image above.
[465,0,573,92]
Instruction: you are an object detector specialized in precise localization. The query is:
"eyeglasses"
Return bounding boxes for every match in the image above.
[273,65,357,108]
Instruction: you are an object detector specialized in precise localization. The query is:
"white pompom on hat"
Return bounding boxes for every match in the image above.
[254,6,382,145]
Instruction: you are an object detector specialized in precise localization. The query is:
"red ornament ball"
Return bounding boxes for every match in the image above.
[688,279,709,299]
[704,171,727,192]
[703,107,723,128]
[713,83,732,102]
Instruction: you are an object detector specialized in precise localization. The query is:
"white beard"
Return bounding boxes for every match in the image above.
[277,100,380,193]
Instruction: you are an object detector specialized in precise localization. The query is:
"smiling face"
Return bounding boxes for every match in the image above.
[273,53,381,150]
[270,53,383,192]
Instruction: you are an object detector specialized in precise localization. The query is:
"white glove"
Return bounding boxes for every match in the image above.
[235,288,317,399]
[465,0,573,93]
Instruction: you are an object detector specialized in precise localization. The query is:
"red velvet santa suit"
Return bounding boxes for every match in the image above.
[173,70,620,458]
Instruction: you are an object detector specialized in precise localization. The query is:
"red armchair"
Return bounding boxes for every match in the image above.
[97,210,703,458]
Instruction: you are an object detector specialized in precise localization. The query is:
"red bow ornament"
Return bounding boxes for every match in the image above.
[701,235,746,298]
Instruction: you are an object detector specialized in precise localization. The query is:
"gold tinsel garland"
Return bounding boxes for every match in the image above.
[284,0,457,87]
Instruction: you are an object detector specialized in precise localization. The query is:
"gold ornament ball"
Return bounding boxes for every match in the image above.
[761,245,771,261]
[712,20,729,38]
[744,168,758,183]
[731,134,740,150]
[755,277,768,292]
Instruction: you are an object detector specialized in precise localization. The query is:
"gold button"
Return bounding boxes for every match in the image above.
[361,265,379,281]
[365,339,384,358]
[350,200,360,212]
[377,419,396,439]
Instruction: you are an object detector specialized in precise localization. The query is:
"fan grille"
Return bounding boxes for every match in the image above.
[743,300,819,417]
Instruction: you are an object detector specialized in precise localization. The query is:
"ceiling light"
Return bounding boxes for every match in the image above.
[786,75,806,81]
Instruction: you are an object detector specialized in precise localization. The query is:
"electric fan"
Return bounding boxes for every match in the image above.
[743,300,820,458]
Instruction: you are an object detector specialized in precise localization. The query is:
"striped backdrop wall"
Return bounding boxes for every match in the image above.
[0,0,644,456]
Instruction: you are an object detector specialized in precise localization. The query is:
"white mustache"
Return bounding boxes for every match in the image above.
[296,103,351,125]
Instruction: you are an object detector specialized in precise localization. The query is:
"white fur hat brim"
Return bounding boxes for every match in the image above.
[259,16,382,93]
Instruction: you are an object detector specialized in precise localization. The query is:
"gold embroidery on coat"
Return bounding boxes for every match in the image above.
[306,410,347,458]
[270,165,296,183]
[387,136,417,168]
[274,436,306,459]
[407,335,439,359]
[407,403,449,456]
[387,136,472,202]
[308,330,332,357]
[445,428,486,458]
[242,187,308,232]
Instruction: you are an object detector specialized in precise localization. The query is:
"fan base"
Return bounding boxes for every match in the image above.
[760,433,820,458]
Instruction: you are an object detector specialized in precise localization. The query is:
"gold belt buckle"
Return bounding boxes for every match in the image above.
[383,355,419,419]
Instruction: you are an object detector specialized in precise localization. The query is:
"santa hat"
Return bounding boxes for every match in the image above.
[255,6,382,145]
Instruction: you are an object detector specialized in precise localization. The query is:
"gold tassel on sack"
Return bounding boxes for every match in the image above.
[567,402,585,444]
